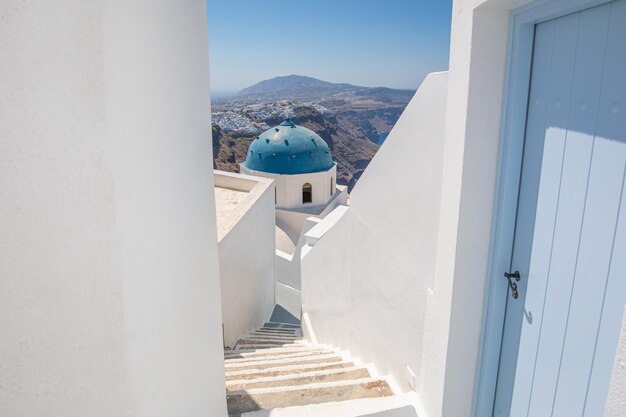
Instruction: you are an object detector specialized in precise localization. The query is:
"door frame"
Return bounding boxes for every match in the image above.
[472,0,615,416]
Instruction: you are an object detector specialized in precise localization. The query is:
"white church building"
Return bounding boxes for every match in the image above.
[240,119,348,318]
[1,0,625,416]
[240,119,340,211]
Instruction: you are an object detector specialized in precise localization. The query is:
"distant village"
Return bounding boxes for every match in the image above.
[212,100,331,135]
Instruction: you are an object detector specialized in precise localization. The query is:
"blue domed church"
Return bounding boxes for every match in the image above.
[240,119,348,248]
[242,119,334,177]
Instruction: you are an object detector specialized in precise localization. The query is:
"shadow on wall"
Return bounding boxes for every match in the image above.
[269,304,301,325]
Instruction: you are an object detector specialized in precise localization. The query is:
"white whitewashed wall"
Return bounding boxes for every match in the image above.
[0,1,227,416]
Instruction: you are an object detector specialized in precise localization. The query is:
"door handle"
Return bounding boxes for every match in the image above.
[504,271,521,299]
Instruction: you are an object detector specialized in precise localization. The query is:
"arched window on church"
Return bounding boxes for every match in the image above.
[302,183,312,204]
[330,177,334,197]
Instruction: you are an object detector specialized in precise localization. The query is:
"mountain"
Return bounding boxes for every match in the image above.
[234,74,414,103]
[212,75,415,190]
[236,75,347,97]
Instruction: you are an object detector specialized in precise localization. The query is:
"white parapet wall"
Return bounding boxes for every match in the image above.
[214,171,276,348]
[0,1,227,416]
[275,217,323,320]
[301,72,448,417]
[275,184,349,243]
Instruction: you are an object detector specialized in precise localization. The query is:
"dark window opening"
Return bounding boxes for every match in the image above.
[302,183,312,204]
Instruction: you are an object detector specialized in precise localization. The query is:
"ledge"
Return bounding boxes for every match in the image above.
[214,170,274,242]
[303,205,350,247]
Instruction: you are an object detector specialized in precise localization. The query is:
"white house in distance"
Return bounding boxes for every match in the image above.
[1,1,625,417]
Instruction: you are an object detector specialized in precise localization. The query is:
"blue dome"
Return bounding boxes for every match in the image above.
[242,120,334,175]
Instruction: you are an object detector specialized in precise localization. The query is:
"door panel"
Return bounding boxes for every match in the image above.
[582,3,626,414]
[527,5,609,416]
[494,17,571,417]
[494,1,626,416]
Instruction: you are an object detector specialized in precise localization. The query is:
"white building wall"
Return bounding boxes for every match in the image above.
[241,164,337,209]
[276,251,302,290]
[305,2,626,417]
[0,1,227,416]
[218,177,276,348]
[301,72,448,417]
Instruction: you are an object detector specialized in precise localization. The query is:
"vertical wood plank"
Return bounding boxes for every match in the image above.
[524,14,580,416]
[582,1,626,414]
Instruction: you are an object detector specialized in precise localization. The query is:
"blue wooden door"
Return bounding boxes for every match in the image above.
[493,1,626,416]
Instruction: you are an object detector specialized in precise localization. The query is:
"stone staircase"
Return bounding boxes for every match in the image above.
[224,322,394,416]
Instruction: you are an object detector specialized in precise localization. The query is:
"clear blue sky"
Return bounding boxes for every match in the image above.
[207,0,452,94]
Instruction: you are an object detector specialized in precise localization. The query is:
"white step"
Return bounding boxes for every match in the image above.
[233,343,307,350]
[249,331,298,337]
[254,328,297,334]
[242,335,301,343]
[263,322,300,328]
[254,330,298,337]
[238,392,418,417]
[229,377,387,396]
[224,345,326,359]
[226,361,355,380]
[226,366,370,390]
[235,339,307,346]
[227,377,392,415]
[225,349,335,365]
[225,353,342,371]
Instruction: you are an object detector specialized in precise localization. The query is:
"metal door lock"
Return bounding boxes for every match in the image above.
[504,271,521,299]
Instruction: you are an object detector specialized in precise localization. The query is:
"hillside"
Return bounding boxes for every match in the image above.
[212,75,414,190]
